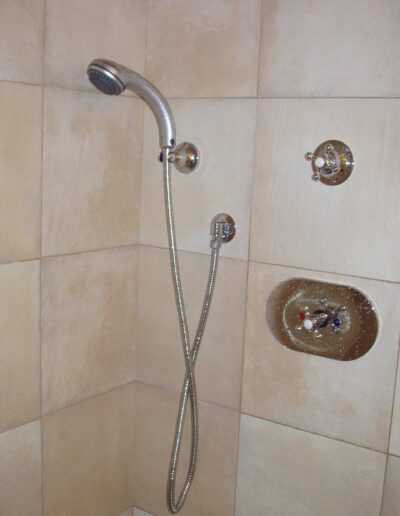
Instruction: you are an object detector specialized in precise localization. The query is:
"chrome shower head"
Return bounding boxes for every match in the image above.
[87,58,176,149]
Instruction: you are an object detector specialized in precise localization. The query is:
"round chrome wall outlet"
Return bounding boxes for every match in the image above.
[210,213,236,245]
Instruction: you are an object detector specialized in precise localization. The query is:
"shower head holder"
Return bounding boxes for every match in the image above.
[210,213,236,249]
[159,142,200,174]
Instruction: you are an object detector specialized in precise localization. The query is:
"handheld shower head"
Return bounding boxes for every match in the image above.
[87,58,176,149]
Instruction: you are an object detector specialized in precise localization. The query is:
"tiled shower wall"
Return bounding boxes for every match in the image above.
[0,0,145,514]
[0,2,399,516]
[136,2,400,516]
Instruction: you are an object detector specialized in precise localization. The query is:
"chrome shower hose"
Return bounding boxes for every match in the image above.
[162,148,220,513]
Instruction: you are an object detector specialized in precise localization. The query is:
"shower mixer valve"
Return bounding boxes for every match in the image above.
[297,298,348,339]
[304,140,354,186]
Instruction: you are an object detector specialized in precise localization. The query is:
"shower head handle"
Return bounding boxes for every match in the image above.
[88,58,176,149]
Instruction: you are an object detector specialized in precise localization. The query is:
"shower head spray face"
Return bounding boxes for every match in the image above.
[87,62,125,95]
[87,58,176,149]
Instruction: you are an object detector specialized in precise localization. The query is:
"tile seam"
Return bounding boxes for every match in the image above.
[240,409,389,455]
[40,0,47,513]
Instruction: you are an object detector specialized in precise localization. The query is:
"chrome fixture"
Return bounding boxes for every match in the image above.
[160,141,200,174]
[305,140,354,185]
[296,297,349,339]
[87,58,176,149]
[210,213,236,247]
[266,278,378,361]
[88,58,233,513]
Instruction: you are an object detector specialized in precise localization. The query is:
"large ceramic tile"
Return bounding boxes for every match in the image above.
[0,0,44,84]
[118,510,133,516]
[42,383,135,516]
[41,247,137,414]
[259,0,400,97]
[45,0,147,91]
[136,246,246,410]
[0,82,41,263]
[134,509,153,516]
[0,261,40,433]
[42,87,142,256]
[251,99,400,282]
[390,359,400,455]
[134,383,239,516]
[382,455,400,516]
[242,261,400,451]
[0,421,42,516]
[140,99,256,259]
[146,0,260,98]
[236,414,386,516]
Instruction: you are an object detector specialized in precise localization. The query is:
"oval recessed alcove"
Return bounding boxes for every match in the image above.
[266,278,379,361]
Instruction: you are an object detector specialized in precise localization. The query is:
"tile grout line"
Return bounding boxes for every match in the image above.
[232,0,264,506]
[39,1,47,514]
[134,379,239,415]
[379,334,400,516]
[255,0,264,100]
[250,258,400,286]
[240,410,388,456]
[0,243,142,269]
[41,379,137,421]
[1,78,399,101]
[134,378,393,463]
[135,245,400,287]
[133,1,150,505]
[138,0,150,250]
[41,242,141,262]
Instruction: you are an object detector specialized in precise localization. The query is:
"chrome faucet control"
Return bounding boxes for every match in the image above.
[296,297,349,339]
[305,140,354,186]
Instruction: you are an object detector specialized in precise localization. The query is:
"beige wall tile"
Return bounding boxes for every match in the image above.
[42,87,142,256]
[0,421,42,516]
[382,455,400,516]
[136,246,246,411]
[134,383,238,516]
[0,0,44,84]
[0,82,42,263]
[41,247,137,414]
[146,0,260,98]
[43,383,135,516]
[251,99,400,282]
[140,99,256,259]
[236,414,386,516]
[134,509,153,516]
[118,509,133,516]
[45,0,147,91]
[259,0,400,97]
[0,261,40,433]
[390,359,400,455]
[242,261,400,451]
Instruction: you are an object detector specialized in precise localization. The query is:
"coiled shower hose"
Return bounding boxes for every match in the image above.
[162,148,220,513]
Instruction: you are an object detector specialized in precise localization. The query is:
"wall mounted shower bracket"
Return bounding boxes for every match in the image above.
[305,140,354,185]
[159,141,200,174]
[210,213,236,248]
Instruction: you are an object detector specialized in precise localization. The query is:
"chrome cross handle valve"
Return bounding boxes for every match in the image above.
[305,140,354,186]
[297,298,348,340]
